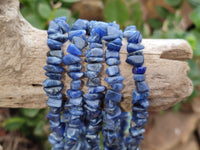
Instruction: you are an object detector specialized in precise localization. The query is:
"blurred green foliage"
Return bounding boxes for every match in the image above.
[2,0,200,149]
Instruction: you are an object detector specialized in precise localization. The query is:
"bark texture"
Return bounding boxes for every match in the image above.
[0,0,193,111]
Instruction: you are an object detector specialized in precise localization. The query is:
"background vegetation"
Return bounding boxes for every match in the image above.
[1,0,199,149]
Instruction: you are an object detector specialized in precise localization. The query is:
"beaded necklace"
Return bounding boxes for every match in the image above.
[44,18,149,150]
[62,19,89,149]
[43,16,70,150]
[123,26,149,150]
[83,21,108,150]
[102,22,126,150]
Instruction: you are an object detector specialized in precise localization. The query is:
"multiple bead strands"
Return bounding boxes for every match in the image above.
[43,17,70,150]
[83,21,108,150]
[103,24,127,150]
[62,19,89,149]
[123,26,150,150]
[44,17,150,150]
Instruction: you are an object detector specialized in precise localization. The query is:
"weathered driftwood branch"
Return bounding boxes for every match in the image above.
[0,0,193,111]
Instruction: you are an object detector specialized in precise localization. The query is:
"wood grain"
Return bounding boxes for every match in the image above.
[0,0,193,111]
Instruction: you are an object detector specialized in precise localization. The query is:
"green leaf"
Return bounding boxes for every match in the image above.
[172,102,182,112]
[61,0,80,2]
[38,3,52,19]
[25,14,46,29]
[20,108,40,118]
[148,18,162,29]
[34,121,44,136]
[3,117,26,131]
[190,7,200,29]
[188,0,200,8]
[129,2,143,30]
[186,34,196,50]
[104,0,129,26]
[164,0,183,7]
[156,6,169,18]
[55,8,71,20]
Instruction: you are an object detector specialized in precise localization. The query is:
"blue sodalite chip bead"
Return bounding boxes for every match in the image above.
[124,25,149,150]
[44,16,70,150]
[62,19,89,149]
[103,22,126,150]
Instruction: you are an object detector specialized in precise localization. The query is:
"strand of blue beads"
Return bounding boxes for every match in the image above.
[123,26,150,150]
[43,17,70,150]
[103,22,129,150]
[83,21,109,150]
[62,19,89,150]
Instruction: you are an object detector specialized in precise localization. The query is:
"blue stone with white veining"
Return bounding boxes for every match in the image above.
[110,83,124,92]
[87,63,102,73]
[89,43,103,49]
[131,116,147,126]
[106,58,121,66]
[85,57,104,63]
[127,43,144,53]
[63,54,82,65]
[87,27,102,42]
[134,74,145,82]
[72,36,87,50]
[43,65,64,73]
[47,39,63,50]
[136,81,149,93]
[67,44,82,56]
[138,99,149,108]
[47,93,62,100]
[129,127,145,137]
[47,112,60,122]
[88,86,105,94]
[67,90,82,98]
[67,72,83,80]
[45,72,62,80]
[68,30,86,41]
[86,78,100,87]
[70,80,82,90]
[103,26,122,41]
[132,111,148,119]
[67,63,82,72]
[131,105,146,112]
[108,22,120,29]
[72,19,89,31]
[55,19,70,33]
[44,84,63,95]
[54,16,66,22]
[66,97,83,107]
[105,89,122,102]
[124,25,137,32]
[128,50,143,57]
[128,31,142,44]
[50,107,61,113]
[53,123,65,136]
[132,67,146,74]
[105,49,119,60]
[83,93,104,100]
[47,50,64,59]
[84,99,101,108]
[49,120,59,128]
[47,21,61,35]
[42,79,61,88]
[104,76,124,84]
[47,56,62,65]
[68,107,83,116]
[106,65,120,76]
[48,33,68,42]
[84,71,98,79]
[132,89,149,101]
[47,98,62,107]
[85,48,104,57]
[126,55,144,67]
[106,42,121,51]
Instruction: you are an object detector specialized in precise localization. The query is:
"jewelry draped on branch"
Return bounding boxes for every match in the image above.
[43,17,149,150]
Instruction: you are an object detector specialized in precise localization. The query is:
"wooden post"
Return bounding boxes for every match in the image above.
[0,0,193,111]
